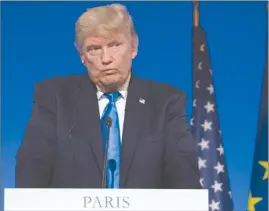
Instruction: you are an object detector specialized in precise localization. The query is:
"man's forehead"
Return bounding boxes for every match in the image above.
[84,33,126,45]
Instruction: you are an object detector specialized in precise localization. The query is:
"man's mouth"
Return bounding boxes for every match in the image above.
[103,69,116,75]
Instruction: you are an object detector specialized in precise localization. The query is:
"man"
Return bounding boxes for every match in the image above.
[15,3,201,189]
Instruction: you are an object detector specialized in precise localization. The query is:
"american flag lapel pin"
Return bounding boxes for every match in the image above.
[139,97,145,104]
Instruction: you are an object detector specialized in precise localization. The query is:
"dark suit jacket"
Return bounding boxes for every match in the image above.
[15,73,201,189]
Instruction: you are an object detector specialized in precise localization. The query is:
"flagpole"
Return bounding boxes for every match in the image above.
[193,1,199,27]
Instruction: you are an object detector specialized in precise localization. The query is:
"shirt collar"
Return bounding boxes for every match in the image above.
[96,73,131,100]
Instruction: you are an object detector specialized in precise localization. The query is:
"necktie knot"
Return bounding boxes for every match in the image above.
[104,91,121,103]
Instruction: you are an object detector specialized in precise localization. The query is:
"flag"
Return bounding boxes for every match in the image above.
[247,38,268,211]
[190,3,234,211]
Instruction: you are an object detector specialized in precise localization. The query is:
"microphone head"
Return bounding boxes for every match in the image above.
[105,117,112,127]
[108,159,116,172]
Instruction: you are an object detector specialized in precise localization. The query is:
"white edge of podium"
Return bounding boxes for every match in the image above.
[4,188,208,211]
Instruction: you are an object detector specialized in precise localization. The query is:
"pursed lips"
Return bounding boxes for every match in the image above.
[103,68,116,72]
[102,69,116,75]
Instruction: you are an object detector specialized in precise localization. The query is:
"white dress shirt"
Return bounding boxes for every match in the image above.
[96,74,131,141]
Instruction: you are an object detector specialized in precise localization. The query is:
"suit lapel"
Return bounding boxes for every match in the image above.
[73,74,104,176]
[120,74,151,187]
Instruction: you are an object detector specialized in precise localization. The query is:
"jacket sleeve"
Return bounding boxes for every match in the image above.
[15,82,57,188]
[163,92,201,189]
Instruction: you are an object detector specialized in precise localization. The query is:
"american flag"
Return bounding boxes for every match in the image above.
[190,16,234,211]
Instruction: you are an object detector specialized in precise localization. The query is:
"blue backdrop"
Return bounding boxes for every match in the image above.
[1,1,268,210]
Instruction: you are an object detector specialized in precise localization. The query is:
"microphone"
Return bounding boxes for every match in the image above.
[102,117,112,188]
[108,159,116,188]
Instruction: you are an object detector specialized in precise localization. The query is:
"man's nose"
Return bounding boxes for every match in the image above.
[101,47,113,65]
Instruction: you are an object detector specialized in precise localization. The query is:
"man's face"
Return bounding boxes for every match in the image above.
[81,33,138,92]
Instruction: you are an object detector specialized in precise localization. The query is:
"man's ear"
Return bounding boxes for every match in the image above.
[74,41,85,64]
[131,35,139,59]
[81,55,85,65]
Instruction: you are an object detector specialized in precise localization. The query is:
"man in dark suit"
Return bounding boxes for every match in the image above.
[15,3,201,189]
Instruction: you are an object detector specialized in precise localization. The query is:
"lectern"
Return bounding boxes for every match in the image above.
[4,188,208,211]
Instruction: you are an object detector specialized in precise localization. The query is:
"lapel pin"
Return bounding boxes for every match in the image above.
[139,98,145,104]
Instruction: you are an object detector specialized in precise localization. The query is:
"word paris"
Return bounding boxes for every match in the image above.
[83,195,130,209]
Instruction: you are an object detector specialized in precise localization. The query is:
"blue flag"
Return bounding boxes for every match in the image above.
[248,40,268,211]
[190,12,234,211]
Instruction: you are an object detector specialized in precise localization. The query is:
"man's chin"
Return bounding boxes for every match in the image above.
[100,80,120,92]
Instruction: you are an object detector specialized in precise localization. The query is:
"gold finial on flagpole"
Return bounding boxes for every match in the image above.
[193,1,199,27]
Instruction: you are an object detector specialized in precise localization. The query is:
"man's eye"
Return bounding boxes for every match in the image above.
[88,46,101,51]
[109,42,121,48]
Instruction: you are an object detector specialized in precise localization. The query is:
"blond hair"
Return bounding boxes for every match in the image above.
[75,3,137,51]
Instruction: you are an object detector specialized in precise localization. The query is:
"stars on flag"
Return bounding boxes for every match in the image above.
[193,99,197,107]
[201,120,212,132]
[217,144,224,156]
[214,162,225,174]
[198,61,203,70]
[197,138,210,150]
[209,200,220,211]
[248,160,268,211]
[209,69,213,75]
[200,178,204,187]
[198,157,207,170]
[228,191,232,199]
[248,192,263,211]
[190,117,195,126]
[258,161,268,180]
[211,180,223,193]
[195,80,200,88]
[204,101,215,113]
[207,84,214,95]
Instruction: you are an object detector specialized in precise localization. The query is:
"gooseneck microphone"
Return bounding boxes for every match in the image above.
[108,159,116,188]
[102,117,112,188]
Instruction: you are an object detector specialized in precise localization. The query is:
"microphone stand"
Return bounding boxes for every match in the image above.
[102,117,112,188]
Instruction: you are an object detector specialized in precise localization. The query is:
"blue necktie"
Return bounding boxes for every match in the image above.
[101,92,121,188]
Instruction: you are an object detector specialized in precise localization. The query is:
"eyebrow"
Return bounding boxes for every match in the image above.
[86,40,121,50]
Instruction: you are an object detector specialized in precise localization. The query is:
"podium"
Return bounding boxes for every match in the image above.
[4,188,208,211]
